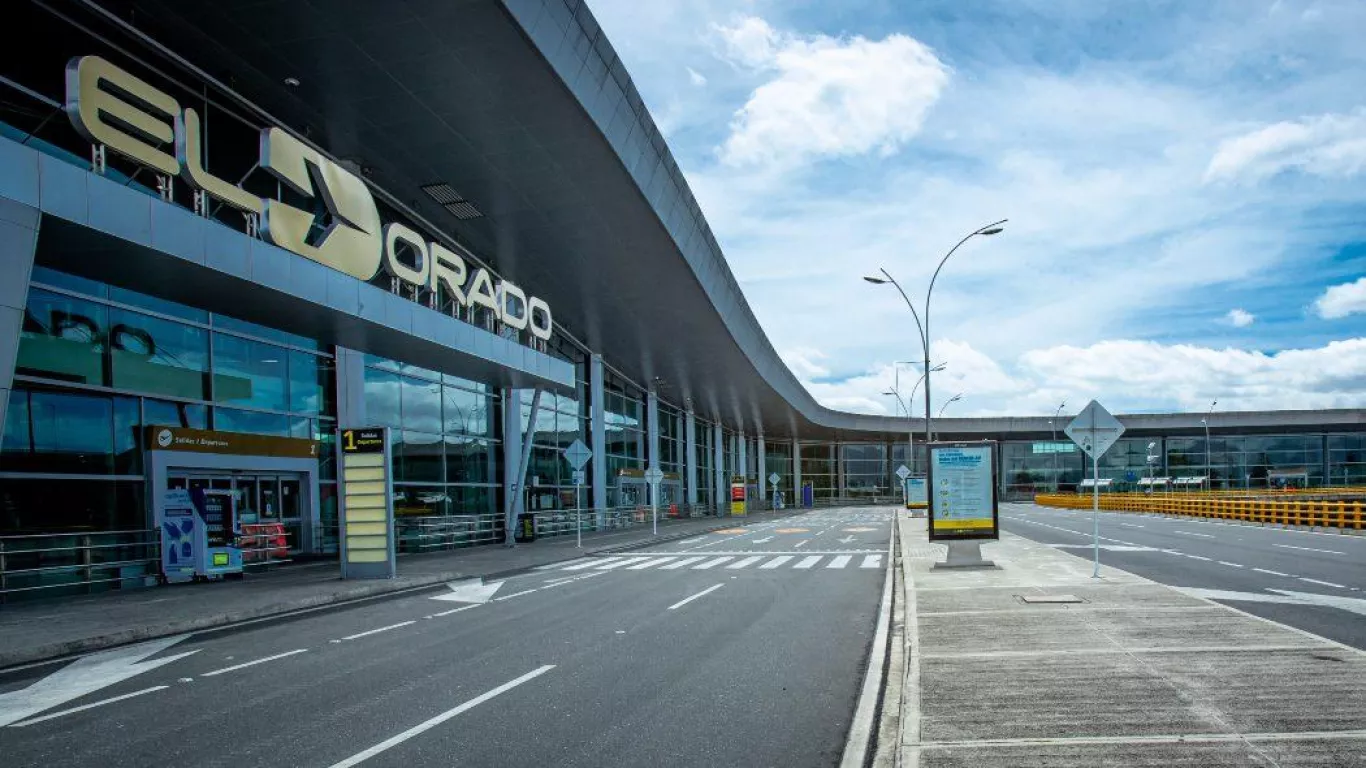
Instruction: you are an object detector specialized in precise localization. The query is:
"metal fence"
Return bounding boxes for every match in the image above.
[1034,492,1365,530]
[0,529,159,603]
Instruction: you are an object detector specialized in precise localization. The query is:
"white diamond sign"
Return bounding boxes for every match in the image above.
[768,472,780,486]
[563,439,592,471]
[895,464,912,480]
[1064,400,1126,459]
[644,467,664,484]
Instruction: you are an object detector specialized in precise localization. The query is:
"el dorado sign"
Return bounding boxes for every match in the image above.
[64,55,552,341]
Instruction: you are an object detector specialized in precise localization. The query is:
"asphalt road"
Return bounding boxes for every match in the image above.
[0,508,892,768]
[1000,501,1366,650]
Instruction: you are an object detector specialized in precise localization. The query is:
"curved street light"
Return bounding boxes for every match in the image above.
[1051,399,1067,493]
[1202,399,1218,490]
[938,393,963,419]
[864,219,1007,449]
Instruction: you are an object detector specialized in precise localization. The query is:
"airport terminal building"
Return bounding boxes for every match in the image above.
[1,0,1363,599]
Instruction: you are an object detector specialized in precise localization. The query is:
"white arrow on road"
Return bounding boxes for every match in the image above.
[751,537,773,544]
[838,536,856,544]
[431,578,504,604]
[1176,587,1366,618]
[0,635,199,727]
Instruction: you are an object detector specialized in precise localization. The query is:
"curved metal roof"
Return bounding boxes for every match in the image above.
[80,0,1364,439]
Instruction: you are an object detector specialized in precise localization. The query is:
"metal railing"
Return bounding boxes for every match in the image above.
[0,529,159,603]
[395,514,503,553]
[1033,493,1365,530]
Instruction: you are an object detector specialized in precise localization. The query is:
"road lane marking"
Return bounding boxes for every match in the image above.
[493,589,539,601]
[794,540,810,548]
[626,556,678,569]
[861,555,883,569]
[1184,555,1213,561]
[827,555,852,569]
[1175,531,1215,538]
[658,556,707,569]
[1253,568,1292,577]
[1299,578,1348,589]
[726,556,764,569]
[327,666,556,768]
[1217,561,1244,569]
[1274,544,1345,556]
[794,555,822,569]
[9,686,168,727]
[760,556,794,569]
[340,621,416,641]
[595,557,650,570]
[693,556,734,569]
[563,557,621,570]
[667,584,725,611]
[1120,523,1145,528]
[201,649,308,677]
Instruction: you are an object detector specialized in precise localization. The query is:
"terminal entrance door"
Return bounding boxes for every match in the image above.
[168,472,307,554]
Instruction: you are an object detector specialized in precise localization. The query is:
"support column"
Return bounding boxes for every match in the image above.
[792,438,803,509]
[590,354,607,528]
[646,390,660,506]
[713,427,724,516]
[685,410,698,506]
[0,200,40,433]
[334,347,368,427]
[501,387,521,545]
[757,435,767,508]
[738,430,747,484]
[837,443,846,500]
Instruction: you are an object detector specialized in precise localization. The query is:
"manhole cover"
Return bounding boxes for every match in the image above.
[1019,594,1085,604]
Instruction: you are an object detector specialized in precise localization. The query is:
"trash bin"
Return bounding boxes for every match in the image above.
[515,513,536,543]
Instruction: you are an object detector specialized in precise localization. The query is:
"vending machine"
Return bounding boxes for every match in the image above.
[158,487,244,584]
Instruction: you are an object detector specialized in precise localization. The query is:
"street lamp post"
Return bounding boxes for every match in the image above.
[934,393,963,438]
[864,219,1006,452]
[1202,399,1218,491]
[1051,400,1066,493]
[885,362,945,501]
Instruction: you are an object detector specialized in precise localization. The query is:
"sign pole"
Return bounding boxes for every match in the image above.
[651,480,658,535]
[576,479,583,549]
[1092,452,1100,578]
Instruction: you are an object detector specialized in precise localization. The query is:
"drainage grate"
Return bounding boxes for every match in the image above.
[1018,594,1085,604]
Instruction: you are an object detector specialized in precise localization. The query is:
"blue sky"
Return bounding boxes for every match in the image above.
[586,0,1366,417]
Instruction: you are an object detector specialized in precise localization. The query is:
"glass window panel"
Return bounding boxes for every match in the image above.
[26,389,114,474]
[364,354,401,372]
[394,485,449,517]
[445,436,496,484]
[398,430,444,483]
[17,289,108,386]
[0,478,145,533]
[318,427,337,481]
[114,396,140,474]
[143,399,208,430]
[212,334,287,411]
[212,313,319,350]
[442,385,490,436]
[108,308,209,399]
[290,417,314,440]
[29,266,108,298]
[442,372,488,393]
[108,285,207,323]
[2,390,30,456]
[289,350,335,416]
[363,367,402,429]
[401,376,442,434]
[213,407,289,436]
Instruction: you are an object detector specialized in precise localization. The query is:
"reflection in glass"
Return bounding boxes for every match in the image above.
[445,436,496,485]
[23,390,114,474]
[289,350,335,416]
[212,334,288,411]
[144,399,208,430]
[108,307,209,399]
[0,478,145,533]
[398,430,444,483]
[212,313,319,350]
[363,367,402,429]
[17,290,107,386]
[109,285,207,323]
[114,397,140,475]
[214,407,289,436]
[30,266,108,298]
[443,386,489,436]
[401,376,442,434]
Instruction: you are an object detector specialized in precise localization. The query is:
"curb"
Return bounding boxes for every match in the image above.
[0,512,801,672]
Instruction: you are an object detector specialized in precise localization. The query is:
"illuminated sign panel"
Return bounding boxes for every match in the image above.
[64,55,552,342]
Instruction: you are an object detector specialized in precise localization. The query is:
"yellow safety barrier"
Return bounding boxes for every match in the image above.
[1032,491,1365,531]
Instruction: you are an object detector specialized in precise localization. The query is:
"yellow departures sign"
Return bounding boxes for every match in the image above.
[64,55,552,341]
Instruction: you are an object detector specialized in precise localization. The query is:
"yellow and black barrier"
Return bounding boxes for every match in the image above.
[1033,492,1364,530]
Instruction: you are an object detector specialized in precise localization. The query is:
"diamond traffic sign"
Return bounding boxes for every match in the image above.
[562,439,592,471]
[895,464,912,480]
[768,472,780,486]
[644,467,664,484]
[1064,400,1126,459]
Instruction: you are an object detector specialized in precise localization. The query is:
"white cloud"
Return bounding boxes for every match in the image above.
[687,66,707,86]
[1314,276,1366,319]
[1204,109,1366,183]
[779,346,831,379]
[712,16,949,167]
[1224,308,1256,327]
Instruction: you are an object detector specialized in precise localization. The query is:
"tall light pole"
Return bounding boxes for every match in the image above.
[1202,399,1217,491]
[1051,400,1067,493]
[886,361,946,478]
[864,219,1007,452]
[934,393,963,439]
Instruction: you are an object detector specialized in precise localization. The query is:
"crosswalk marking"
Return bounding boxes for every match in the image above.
[626,556,678,570]
[694,556,734,569]
[596,557,650,570]
[861,555,882,569]
[794,555,822,569]
[564,557,620,570]
[827,555,852,569]
[760,556,794,569]
[659,556,707,569]
[727,556,764,569]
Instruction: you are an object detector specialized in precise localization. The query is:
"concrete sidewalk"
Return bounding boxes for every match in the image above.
[893,515,1366,767]
[0,510,794,669]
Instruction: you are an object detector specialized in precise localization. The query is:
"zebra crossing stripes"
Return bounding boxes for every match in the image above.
[659,556,707,569]
[826,555,852,569]
[794,556,823,569]
[694,556,734,569]
[626,556,677,570]
[727,556,765,569]
[862,555,882,569]
[555,553,887,574]
[759,556,794,569]
[595,556,651,570]
[563,557,620,570]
